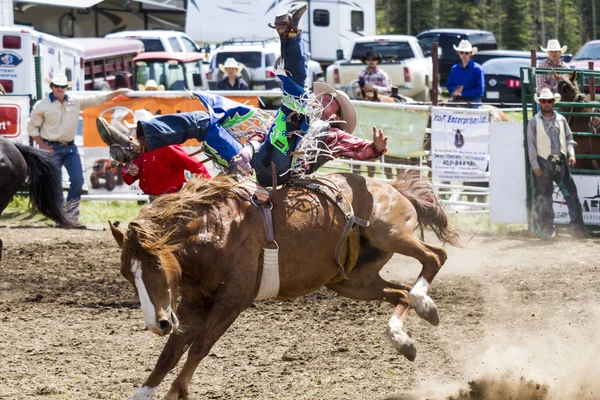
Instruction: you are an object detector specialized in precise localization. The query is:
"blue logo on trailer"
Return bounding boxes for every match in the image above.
[0,52,23,68]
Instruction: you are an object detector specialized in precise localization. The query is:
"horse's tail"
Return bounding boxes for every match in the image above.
[390,172,460,246]
[14,143,75,227]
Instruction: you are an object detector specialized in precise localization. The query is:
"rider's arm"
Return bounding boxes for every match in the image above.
[122,158,142,185]
[325,128,386,160]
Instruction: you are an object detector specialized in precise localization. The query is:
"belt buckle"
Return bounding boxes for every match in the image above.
[550,154,560,164]
[59,141,69,147]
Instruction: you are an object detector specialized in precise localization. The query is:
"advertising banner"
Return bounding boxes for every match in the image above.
[81,95,259,195]
[553,175,600,226]
[352,101,429,158]
[0,95,30,145]
[431,107,490,182]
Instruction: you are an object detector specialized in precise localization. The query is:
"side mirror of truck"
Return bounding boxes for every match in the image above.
[336,49,344,61]
[192,73,203,87]
[423,50,432,57]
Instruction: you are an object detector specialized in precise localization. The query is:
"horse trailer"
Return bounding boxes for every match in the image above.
[185,0,376,64]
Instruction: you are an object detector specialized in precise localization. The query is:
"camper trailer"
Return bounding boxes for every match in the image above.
[185,0,376,64]
[0,27,84,99]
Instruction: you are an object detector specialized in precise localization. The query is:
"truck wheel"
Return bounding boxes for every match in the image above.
[90,175,100,189]
[105,171,115,191]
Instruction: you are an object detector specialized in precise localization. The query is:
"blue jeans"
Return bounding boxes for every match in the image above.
[46,141,83,220]
[253,34,309,186]
[532,155,585,235]
[139,112,211,151]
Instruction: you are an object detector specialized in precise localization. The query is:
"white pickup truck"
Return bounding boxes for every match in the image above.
[325,35,433,101]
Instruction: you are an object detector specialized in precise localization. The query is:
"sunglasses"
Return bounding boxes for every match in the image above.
[365,58,377,61]
[53,85,68,89]
[540,99,555,104]
[459,51,470,55]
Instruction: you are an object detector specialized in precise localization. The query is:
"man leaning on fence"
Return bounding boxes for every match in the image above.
[536,39,570,94]
[526,88,587,239]
[27,73,129,228]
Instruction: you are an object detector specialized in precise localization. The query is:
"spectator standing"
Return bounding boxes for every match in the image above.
[216,58,249,90]
[27,73,129,228]
[138,79,164,91]
[536,39,570,94]
[446,40,485,108]
[526,88,587,238]
[357,50,392,95]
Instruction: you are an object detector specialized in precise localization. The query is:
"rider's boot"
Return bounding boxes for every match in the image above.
[268,4,307,39]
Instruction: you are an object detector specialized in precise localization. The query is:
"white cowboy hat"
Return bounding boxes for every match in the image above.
[541,39,567,54]
[138,79,165,91]
[44,72,72,87]
[313,82,357,134]
[219,58,244,73]
[534,88,561,104]
[124,109,154,129]
[453,40,478,55]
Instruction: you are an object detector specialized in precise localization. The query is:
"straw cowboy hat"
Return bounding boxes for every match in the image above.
[453,40,478,55]
[534,88,561,104]
[361,50,382,64]
[219,58,244,73]
[124,109,154,129]
[138,79,165,91]
[541,39,568,54]
[313,82,357,134]
[44,72,72,87]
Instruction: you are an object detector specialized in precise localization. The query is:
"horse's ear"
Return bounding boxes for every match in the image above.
[109,221,125,248]
[570,70,578,83]
[552,69,561,81]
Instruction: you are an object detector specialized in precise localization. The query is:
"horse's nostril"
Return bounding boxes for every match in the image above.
[158,319,172,333]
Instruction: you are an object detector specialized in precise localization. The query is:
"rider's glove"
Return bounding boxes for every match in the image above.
[235,144,254,173]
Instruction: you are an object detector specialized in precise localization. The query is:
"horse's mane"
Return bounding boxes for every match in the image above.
[127,175,241,256]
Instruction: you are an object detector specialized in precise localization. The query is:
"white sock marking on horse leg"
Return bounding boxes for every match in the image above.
[386,314,410,347]
[409,276,433,316]
[131,259,158,332]
[131,385,157,400]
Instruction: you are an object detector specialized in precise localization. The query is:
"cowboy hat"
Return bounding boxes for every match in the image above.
[44,73,72,87]
[541,39,567,54]
[219,58,244,73]
[124,109,154,129]
[138,79,164,91]
[361,50,382,64]
[313,82,357,134]
[534,87,561,104]
[453,40,478,55]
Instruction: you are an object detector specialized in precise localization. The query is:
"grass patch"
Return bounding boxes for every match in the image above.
[1,196,143,226]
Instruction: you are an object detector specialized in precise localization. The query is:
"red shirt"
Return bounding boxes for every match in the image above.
[122,145,211,196]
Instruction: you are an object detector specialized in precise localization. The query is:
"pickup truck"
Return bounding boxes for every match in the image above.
[325,35,433,101]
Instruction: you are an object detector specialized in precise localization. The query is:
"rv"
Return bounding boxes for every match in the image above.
[0,27,84,99]
[185,0,376,64]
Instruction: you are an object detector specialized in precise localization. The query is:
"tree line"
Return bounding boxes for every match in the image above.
[376,0,598,54]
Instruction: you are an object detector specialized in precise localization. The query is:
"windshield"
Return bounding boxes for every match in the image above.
[214,51,262,69]
[351,41,415,61]
[482,58,530,75]
[573,43,600,61]
[135,60,203,90]
[139,39,164,52]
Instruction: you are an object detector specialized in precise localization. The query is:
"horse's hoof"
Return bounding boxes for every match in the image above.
[386,323,417,361]
[398,341,417,361]
[409,292,440,326]
[423,305,440,326]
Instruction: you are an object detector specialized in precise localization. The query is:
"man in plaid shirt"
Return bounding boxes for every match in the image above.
[536,39,570,94]
[357,50,392,95]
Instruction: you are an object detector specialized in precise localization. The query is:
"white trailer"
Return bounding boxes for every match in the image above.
[185,0,376,64]
[0,26,84,100]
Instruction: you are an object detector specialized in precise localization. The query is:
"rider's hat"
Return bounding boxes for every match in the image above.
[314,82,357,134]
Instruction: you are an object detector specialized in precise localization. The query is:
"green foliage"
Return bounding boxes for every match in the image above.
[376,0,598,51]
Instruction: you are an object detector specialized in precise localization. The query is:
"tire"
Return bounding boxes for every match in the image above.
[116,164,124,185]
[90,175,100,189]
[93,81,112,91]
[105,171,115,191]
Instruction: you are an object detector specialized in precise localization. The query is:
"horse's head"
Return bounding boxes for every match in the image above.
[553,70,587,102]
[110,221,181,336]
[360,84,379,102]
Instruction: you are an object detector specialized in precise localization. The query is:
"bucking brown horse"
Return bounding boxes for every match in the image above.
[109,173,458,399]
[553,70,600,170]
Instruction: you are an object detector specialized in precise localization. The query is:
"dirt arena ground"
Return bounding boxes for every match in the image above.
[1,220,599,400]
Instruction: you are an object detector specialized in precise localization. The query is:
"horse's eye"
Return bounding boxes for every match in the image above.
[152,263,162,271]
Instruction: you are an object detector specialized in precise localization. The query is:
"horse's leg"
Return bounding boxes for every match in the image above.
[326,249,416,361]
[130,300,204,400]
[364,225,447,326]
[162,288,253,400]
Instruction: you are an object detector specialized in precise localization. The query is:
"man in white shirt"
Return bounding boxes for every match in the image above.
[27,73,129,228]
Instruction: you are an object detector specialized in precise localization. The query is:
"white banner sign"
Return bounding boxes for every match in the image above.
[431,107,490,182]
[553,175,600,226]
